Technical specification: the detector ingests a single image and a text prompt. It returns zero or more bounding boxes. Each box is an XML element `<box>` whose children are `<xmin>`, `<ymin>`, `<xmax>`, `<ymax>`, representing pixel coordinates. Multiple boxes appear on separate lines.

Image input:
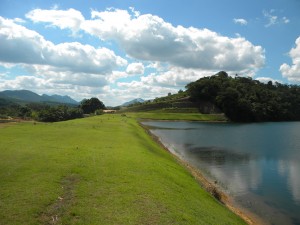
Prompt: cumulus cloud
<box><xmin>13</xmin><ymin>18</ymin><xmax>26</xmax><ymax>23</ymax></box>
<box><xmin>26</xmin><ymin>8</ymin><xmax>84</xmax><ymax>35</ymax></box>
<box><xmin>0</xmin><ymin>75</ymin><xmax>50</xmax><ymax>90</ymax></box>
<box><xmin>86</xmin><ymin>9</ymin><xmax>265</xmax><ymax>71</ymax></box>
<box><xmin>106</xmin><ymin>63</ymin><xmax>145</xmax><ymax>83</ymax></box>
<box><xmin>0</xmin><ymin>73</ymin><xmax>108</xmax><ymax>102</ymax></box>
<box><xmin>117</xmin><ymin>80</ymin><xmax>178</xmax><ymax>100</ymax></box>
<box><xmin>26</xmin><ymin>8</ymin><xmax>265</xmax><ymax>73</ymax></box>
<box><xmin>2</xmin><ymin>7</ymin><xmax>269</xmax><ymax>105</ymax></box>
<box><xmin>0</xmin><ymin>16</ymin><xmax>127</xmax><ymax>75</ymax></box>
<box><xmin>25</xmin><ymin>64</ymin><xmax>108</xmax><ymax>87</ymax></box>
<box><xmin>126</xmin><ymin>62</ymin><xmax>145</xmax><ymax>75</ymax></box>
<box><xmin>233</xmin><ymin>18</ymin><xmax>248</xmax><ymax>26</ymax></box>
<box><xmin>0</xmin><ymin>16</ymin><xmax>129</xmax><ymax>102</ymax></box>
<box><xmin>112</xmin><ymin>64</ymin><xmax>260</xmax><ymax>105</ymax></box>
<box><xmin>280</xmin><ymin>37</ymin><xmax>300</xmax><ymax>82</ymax></box>
<box><xmin>140</xmin><ymin>67</ymin><xmax>208</xmax><ymax>87</ymax></box>
<box><xmin>108</xmin><ymin>71</ymin><xmax>128</xmax><ymax>82</ymax></box>
<box><xmin>115</xmin><ymin>66</ymin><xmax>211</xmax><ymax>102</ymax></box>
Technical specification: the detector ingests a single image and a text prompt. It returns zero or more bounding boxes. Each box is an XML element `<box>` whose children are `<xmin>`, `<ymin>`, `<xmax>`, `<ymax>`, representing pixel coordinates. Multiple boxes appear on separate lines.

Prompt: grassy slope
<box><xmin>125</xmin><ymin>112</ymin><xmax>227</xmax><ymax>121</ymax></box>
<box><xmin>0</xmin><ymin>115</ymin><xmax>244</xmax><ymax>225</ymax></box>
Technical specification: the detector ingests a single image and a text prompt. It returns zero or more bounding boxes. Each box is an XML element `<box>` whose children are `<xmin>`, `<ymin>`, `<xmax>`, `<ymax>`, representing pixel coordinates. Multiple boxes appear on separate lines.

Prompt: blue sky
<box><xmin>0</xmin><ymin>0</ymin><xmax>299</xmax><ymax>105</ymax></box>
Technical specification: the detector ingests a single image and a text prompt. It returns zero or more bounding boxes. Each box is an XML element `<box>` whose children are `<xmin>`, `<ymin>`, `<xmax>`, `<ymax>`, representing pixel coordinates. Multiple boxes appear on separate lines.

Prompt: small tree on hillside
<box><xmin>80</xmin><ymin>98</ymin><xmax>105</xmax><ymax>114</ymax></box>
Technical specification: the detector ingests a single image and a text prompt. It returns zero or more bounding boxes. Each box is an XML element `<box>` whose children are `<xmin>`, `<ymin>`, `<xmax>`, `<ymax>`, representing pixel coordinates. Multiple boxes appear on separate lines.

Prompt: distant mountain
<box><xmin>41</xmin><ymin>94</ymin><xmax>78</xmax><ymax>105</ymax></box>
<box><xmin>121</xmin><ymin>98</ymin><xmax>145</xmax><ymax>107</ymax></box>
<box><xmin>0</xmin><ymin>90</ymin><xmax>43</xmax><ymax>102</ymax></box>
<box><xmin>0</xmin><ymin>90</ymin><xmax>78</xmax><ymax>105</ymax></box>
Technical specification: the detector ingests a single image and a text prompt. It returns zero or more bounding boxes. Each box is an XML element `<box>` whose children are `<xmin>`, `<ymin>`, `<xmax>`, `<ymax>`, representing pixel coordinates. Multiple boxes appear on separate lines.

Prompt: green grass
<box><xmin>123</xmin><ymin>112</ymin><xmax>227</xmax><ymax>121</ymax></box>
<box><xmin>148</xmin><ymin>108</ymin><xmax>200</xmax><ymax>113</ymax></box>
<box><xmin>0</xmin><ymin>115</ymin><xmax>244</xmax><ymax>225</ymax></box>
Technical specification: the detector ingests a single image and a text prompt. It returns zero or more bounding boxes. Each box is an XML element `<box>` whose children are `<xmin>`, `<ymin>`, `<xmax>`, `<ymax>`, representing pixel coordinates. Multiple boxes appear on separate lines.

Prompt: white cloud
<box><xmin>114</xmin><ymin>67</ymin><xmax>213</xmax><ymax>104</ymax></box>
<box><xmin>108</xmin><ymin>71</ymin><xmax>128</xmax><ymax>82</ymax></box>
<box><xmin>233</xmin><ymin>18</ymin><xmax>248</xmax><ymax>26</ymax></box>
<box><xmin>0</xmin><ymin>73</ymin><xmax>107</xmax><ymax>102</ymax></box>
<box><xmin>25</xmin><ymin>64</ymin><xmax>108</xmax><ymax>87</ymax></box>
<box><xmin>280</xmin><ymin>36</ymin><xmax>300</xmax><ymax>82</ymax></box>
<box><xmin>0</xmin><ymin>71</ymin><xmax>9</xmax><ymax>79</ymax></box>
<box><xmin>112</xmin><ymin>66</ymin><xmax>200</xmax><ymax>103</ymax></box>
<box><xmin>141</xmin><ymin>67</ymin><xmax>209</xmax><ymax>88</ymax></box>
<box><xmin>0</xmin><ymin>75</ymin><xmax>51</xmax><ymax>90</ymax></box>
<box><xmin>1</xmin><ymin>8</ymin><xmax>269</xmax><ymax>105</ymax></box>
<box><xmin>255</xmin><ymin>77</ymin><xmax>281</xmax><ymax>84</ymax></box>
<box><xmin>85</xmin><ymin>9</ymin><xmax>264</xmax><ymax>71</ymax></box>
<box><xmin>13</xmin><ymin>18</ymin><xmax>26</xmax><ymax>23</ymax></box>
<box><xmin>117</xmin><ymin>80</ymin><xmax>178</xmax><ymax>100</ymax></box>
<box><xmin>0</xmin><ymin>16</ymin><xmax>127</xmax><ymax>75</ymax></box>
<box><xmin>26</xmin><ymin>8</ymin><xmax>84</xmax><ymax>35</ymax></box>
<box><xmin>126</xmin><ymin>62</ymin><xmax>145</xmax><ymax>75</ymax></box>
<box><xmin>263</xmin><ymin>10</ymin><xmax>290</xmax><ymax>27</ymax></box>
<box><xmin>27</xmin><ymin>8</ymin><xmax>265</xmax><ymax>74</ymax></box>
<box><xmin>107</xmin><ymin>63</ymin><xmax>145</xmax><ymax>83</ymax></box>
<box><xmin>282</xmin><ymin>17</ymin><xmax>290</xmax><ymax>24</ymax></box>
<box><xmin>110</xmin><ymin>64</ymin><xmax>259</xmax><ymax>105</ymax></box>
<box><xmin>0</xmin><ymin>16</ymin><xmax>129</xmax><ymax>103</ymax></box>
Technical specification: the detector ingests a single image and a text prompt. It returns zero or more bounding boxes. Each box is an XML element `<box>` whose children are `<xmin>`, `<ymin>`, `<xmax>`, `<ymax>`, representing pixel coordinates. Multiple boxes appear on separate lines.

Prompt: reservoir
<box><xmin>142</xmin><ymin>121</ymin><xmax>300</xmax><ymax>225</ymax></box>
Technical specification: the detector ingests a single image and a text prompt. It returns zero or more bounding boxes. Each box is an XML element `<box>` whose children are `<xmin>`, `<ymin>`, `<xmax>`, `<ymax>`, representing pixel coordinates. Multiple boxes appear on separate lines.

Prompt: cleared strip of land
<box><xmin>0</xmin><ymin>115</ymin><xmax>245</xmax><ymax>225</ymax></box>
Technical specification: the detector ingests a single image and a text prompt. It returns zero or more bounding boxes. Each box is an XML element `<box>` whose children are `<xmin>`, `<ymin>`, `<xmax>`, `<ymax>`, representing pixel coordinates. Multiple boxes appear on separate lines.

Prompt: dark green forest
<box><xmin>0</xmin><ymin>98</ymin><xmax>105</xmax><ymax>122</ymax></box>
<box><xmin>186</xmin><ymin>71</ymin><xmax>300</xmax><ymax>122</ymax></box>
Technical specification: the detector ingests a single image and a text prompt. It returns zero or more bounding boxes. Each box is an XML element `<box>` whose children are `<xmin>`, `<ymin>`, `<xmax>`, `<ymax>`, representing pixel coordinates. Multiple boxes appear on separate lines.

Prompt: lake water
<box><xmin>142</xmin><ymin>121</ymin><xmax>300</xmax><ymax>225</ymax></box>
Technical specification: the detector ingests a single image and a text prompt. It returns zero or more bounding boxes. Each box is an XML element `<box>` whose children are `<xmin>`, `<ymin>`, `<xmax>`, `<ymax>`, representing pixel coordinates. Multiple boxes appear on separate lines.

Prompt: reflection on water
<box><xmin>143</xmin><ymin>121</ymin><xmax>300</xmax><ymax>225</ymax></box>
<box><xmin>278</xmin><ymin>160</ymin><xmax>300</xmax><ymax>204</ymax></box>
<box><xmin>176</xmin><ymin>145</ymin><xmax>261</xmax><ymax>196</ymax></box>
<box><xmin>187</xmin><ymin>146</ymin><xmax>252</xmax><ymax>165</ymax></box>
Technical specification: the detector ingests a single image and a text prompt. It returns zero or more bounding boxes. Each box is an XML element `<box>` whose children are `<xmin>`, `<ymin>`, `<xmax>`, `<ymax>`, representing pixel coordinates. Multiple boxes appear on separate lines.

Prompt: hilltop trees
<box><xmin>37</xmin><ymin>105</ymin><xmax>83</xmax><ymax>122</ymax></box>
<box><xmin>80</xmin><ymin>97</ymin><xmax>105</xmax><ymax>114</ymax></box>
<box><xmin>186</xmin><ymin>71</ymin><xmax>300</xmax><ymax>122</ymax></box>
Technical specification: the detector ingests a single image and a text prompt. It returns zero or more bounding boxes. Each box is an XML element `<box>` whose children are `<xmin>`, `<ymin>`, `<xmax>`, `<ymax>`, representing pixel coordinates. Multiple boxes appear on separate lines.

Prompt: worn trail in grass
<box><xmin>0</xmin><ymin>115</ymin><xmax>245</xmax><ymax>225</ymax></box>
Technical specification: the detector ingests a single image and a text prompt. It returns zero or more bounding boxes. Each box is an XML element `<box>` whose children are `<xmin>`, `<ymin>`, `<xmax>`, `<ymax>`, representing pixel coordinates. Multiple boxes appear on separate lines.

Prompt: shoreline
<box><xmin>139</xmin><ymin>121</ymin><xmax>267</xmax><ymax>225</ymax></box>
<box><xmin>137</xmin><ymin>118</ymin><xmax>228</xmax><ymax>123</ymax></box>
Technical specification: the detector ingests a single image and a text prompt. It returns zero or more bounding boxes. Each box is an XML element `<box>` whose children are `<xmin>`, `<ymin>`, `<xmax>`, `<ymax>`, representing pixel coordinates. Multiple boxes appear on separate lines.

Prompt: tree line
<box><xmin>186</xmin><ymin>71</ymin><xmax>300</xmax><ymax>122</ymax></box>
<box><xmin>0</xmin><ymin>97</ymin><xmax>105</xmax><ymax>122</ymax></box>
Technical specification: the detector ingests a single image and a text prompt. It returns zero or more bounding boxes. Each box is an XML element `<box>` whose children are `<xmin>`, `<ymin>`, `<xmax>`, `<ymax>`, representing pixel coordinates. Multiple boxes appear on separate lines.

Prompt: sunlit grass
<box><xmin>124</xmin><ymin>111</ymin><xmax>227</xmax><ymax>121</ymax></box>
<box><xmin>0</xmin><ymin>115</ymin><xmax>244</xmax><ymax>224</ymax></box>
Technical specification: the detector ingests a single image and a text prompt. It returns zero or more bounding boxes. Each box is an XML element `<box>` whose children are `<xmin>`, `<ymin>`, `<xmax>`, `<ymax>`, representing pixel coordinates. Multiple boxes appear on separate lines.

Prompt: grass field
<box><xmin>124</xmin><ymin>112</ymin><xmax>227</xmax><ymax>121</ymax></box>
<box><xmin>0</xmin><ymin>115</ymin><xmax>245</xmax><ymax>225</ymax></box>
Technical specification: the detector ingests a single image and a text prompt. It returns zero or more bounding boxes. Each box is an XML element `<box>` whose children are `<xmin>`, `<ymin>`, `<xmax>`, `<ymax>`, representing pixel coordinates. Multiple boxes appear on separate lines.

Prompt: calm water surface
<box><xmin>142</xmin><ymin>121</ymin><xmax>300</xmax><ymax>225</ymax></box>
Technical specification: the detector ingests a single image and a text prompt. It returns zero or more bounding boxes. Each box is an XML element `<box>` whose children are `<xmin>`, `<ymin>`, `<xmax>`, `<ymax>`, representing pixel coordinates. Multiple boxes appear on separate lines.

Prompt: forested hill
<box><xmin>186</xmin><ymin>71</ymin><xmax>300</xmax><ymax>122</ymax></box>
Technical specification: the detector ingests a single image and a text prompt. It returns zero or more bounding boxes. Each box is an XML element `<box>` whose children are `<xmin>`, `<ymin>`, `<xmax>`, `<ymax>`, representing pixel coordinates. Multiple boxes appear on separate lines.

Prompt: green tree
<box><xmin>18</xmin><ymin>106</ymin><xmax>32</xmax><ymax>119</ymax></box>
<box><xmin>185</xmin><ymin>71</ymin><xmax>300</xmax><ymax>122</ymax></box>
<box><xmin>37</xmin><ymin>105</ymin><xmax>83</xmax><ymax>122</ymax></box>
<box><xmin>80</xmin><ymin>98</ymin><xmax>105</xmax><ymax>114</ymax></box>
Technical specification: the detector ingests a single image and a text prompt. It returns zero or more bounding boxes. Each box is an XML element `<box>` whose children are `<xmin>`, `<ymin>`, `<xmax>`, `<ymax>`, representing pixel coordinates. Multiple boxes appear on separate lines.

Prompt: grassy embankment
<box><xmin>0</xmin><ymin>115</ymin><xmax>245</xmax><ymax>225</ymax></box>
<box><xmin>125</xmin><ymin>111</ymin><xmax>227</xmax><ymax>121</ymax></box>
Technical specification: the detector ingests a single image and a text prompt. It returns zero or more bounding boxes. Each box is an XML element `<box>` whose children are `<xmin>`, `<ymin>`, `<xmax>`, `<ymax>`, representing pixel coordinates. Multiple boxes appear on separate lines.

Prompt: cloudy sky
<box><xmin>0</xmin><ymin>0</ymin><xmax>299</xmax><ymax>106</ymax></box>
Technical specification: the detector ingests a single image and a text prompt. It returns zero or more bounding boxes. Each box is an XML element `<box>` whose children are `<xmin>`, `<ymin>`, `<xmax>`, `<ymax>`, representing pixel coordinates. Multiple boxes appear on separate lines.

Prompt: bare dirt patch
<box><xmin>39</xmin><ymin>174</ymin><xmax>81</xmax><ymax>225</ymax></box>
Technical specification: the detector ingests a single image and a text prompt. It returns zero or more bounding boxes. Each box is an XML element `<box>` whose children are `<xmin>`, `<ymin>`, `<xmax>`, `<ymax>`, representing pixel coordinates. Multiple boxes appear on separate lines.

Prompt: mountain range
<box><xmin>0</xmin><ymin>90</ymin><xmax>78</xmax><ymax>105</ymax></box>
<box><xmin>121</xmin><ymin>98</ymin><xmax>145</xmax><ymax>107</ymax></box>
